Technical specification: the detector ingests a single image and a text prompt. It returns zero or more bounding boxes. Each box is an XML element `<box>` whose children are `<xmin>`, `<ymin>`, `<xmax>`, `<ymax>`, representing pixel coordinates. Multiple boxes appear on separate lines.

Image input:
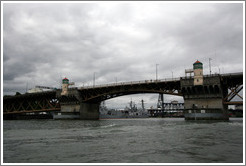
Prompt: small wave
<box><xmin>228</xmin><ymin>122</ymin><xmax>243</xmax><ymax>127</ymax></box>
<box><xmin>100</xmin><ymin>124</ymin><xmax>116</xmax><ymax>128</ymax></box>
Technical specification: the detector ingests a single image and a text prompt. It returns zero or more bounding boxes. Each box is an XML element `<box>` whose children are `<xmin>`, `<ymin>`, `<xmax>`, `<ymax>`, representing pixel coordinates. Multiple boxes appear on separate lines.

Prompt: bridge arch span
<box><xmin>78</xmin><ymin>80</ymin><xmax>182</xmax><ymax>103</ymax></box>
<box><xmin>81</xmin><ymin>89</ymin><xmax>182</xmax><ymax>103</ymax></box>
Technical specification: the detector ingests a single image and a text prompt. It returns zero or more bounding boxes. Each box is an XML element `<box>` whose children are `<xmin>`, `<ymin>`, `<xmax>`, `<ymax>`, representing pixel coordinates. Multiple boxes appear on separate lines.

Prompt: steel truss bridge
<box><xmin>3</xmin><ymin>72</ymin><xmax>243</xmax><ymax>115</ymax></box>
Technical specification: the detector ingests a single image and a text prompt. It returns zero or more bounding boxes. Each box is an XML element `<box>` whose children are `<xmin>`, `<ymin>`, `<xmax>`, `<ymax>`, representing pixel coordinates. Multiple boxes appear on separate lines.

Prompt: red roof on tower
<box><xmin>63</xmin><ymin>77</ymin><xmax>69</xmax><ymax>80</ymax></box>
<box><xmin>194</xmin><ymin>60</ymin><xmax>202</xmax><ymax>64</ymax></box>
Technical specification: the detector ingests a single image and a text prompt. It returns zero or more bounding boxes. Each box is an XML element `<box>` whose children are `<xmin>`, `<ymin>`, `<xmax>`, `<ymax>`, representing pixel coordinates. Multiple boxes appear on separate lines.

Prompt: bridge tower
<box><xmin>193</xmin><ymin>60</ymin><xmax>203</xmax><ymax>86</ymax></box>
<box><xmin>55</xmin><ymin>77</ymin><xmax>100</xmax><ymax>120</ymax></box>
<box><xmin>54</xmin><ymin>78</ymin><xmax>82</xmax><ymax>119</ymax></box>
<box><xmin>61</xmin><ymin>77</ymin><xmax>69</xmax><ymax>96</ymax></box>
<box><xmin>181</xmin><ymin>60</ymin><xmax>229</xmax><ymax>120</ymax></box>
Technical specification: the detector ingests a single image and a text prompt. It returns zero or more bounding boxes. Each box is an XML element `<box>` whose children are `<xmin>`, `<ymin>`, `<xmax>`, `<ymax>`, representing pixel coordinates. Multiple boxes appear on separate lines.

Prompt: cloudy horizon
<box><xmin>2</xmin><ymin>2</ymin><xmax>244</xmax><ymax>109</ymax></box>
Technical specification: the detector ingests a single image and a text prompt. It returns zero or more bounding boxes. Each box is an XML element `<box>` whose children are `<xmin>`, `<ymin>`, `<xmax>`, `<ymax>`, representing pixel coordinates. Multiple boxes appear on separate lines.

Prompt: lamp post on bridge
<box><xmin>93</xmin><ymin>72</ymin><xmax>96</xmax><ymax>87</ymax></box>
<box><xmin>156</xmin><ymin>64</ymin><xmax>159</xmax><ymax>81</ymax></box>
<box><xmin>209</xmin><ymin>58</ymin><xmax>212</xmax><ymax>76</ymax></box>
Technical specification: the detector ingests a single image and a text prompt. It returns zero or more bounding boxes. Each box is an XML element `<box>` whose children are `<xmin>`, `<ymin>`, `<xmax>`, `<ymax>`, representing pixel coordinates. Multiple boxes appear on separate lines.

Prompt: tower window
<box><xmin>197</xmin><ymin>79</ymin><xmax>199</xmax><ymax>82</ymax></box>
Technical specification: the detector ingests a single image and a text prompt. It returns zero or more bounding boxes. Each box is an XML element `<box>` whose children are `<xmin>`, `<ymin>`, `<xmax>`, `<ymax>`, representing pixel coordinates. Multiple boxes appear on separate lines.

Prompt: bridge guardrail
<box><xmin>180</xmin><ymin>72</ymin><xmax>243</xmax><ymax>80</ymax></box>
<box><xmin>180</xmin><ymin>74</ymin><xmax>220</xmax><ymax>79</ymax></box>
<box><xmin>78</xmin><ymin>77</ymin><xmax>180</xmax><ymax>90</ymax></box>
<box><xmin>220</xmin><ymin>72</ymin><xmax>243</xmax><ymax>77</ymax></box>
<box><xmin>78</xmin><ymin>72</ymin><xmax>243</xmax><ymax>90</ymax></box>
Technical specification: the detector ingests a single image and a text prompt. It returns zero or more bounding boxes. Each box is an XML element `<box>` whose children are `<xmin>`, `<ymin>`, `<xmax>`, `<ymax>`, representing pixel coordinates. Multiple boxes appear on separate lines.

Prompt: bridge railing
<box><xmin>51</xmin><ymin>72</ymin><xmax>244</xmax><ymax>91</ymax></box>
<box><xmin>180</xmin><ymin>73</ymin><xmax>220</xmax><ymax>79</ymax></box>
<box><xmin>78</xmin><ymin>77</ymin><xmax>180</xmax><ymax>89</ymax></box>
<box><xmin>180</xmin><ymin>72</ymin><xmax>243</xmax><ymax>80</ymax></box>
<box><xmin>78</xmin><ymin>72</ymin><xmax>243</xmax><ymax>90</ymax></box>
<box><xmin>220</xmin><ymin>72</ymin><xmax>243</xmax><ymax>77</ymax></box>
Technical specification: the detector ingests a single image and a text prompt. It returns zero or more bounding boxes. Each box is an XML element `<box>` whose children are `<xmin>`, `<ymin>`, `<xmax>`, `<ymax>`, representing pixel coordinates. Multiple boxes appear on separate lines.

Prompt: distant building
<box><xmin>27</xmin><ymin>88</ymin><xmax>43</xmax><ymax>93</ymax></box>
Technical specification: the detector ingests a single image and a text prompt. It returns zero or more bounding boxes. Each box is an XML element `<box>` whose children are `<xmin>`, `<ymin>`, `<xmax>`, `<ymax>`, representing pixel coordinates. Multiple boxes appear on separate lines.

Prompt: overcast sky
<box><xmin>2</xmin><ymin>2</ymin><xmax>244</xmax><ymax>109</ymax></box>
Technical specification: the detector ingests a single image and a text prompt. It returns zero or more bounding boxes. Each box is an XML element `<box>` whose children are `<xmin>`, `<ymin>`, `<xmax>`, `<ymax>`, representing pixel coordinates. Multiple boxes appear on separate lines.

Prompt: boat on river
<box><xmin>99</xmin><ymin>100</ymin><xmax>150</xmax><ymax>119</ymax></box>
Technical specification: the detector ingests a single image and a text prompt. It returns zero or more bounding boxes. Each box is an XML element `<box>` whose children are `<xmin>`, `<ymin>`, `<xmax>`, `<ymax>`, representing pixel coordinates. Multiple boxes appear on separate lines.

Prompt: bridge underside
<box><xmin>78</xmin><ymin>80</ymin><xmax>182</xmax><ymax>103</ymax></box>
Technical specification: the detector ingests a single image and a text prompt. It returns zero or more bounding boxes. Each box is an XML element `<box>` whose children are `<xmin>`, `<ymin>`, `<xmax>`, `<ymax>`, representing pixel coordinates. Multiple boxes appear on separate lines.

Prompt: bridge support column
<box><xmin>181</xmin><ymin>76</ymin><xmax>229</xmax><ymax>120</ymax></box>
<box><xmin>80</xmin><ymin>102</ymin><xmax>100</xmax><ymax>120</ymax></box>
<box><xmin>55</xmin><ymin>89</ymin><xmax>81</xmax><ymax>119</ymax></box>
<box><xmin>183</xmin><ymin>98</ymin><xmax>228</xmax><ymax>120</ymax></box>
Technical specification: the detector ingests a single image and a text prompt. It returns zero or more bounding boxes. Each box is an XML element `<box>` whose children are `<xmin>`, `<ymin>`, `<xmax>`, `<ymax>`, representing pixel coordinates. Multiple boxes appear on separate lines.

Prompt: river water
<box><xmin>3</xmin><ymin>118</ymin><xmax>244</xmax><ymax>163</ymax></box>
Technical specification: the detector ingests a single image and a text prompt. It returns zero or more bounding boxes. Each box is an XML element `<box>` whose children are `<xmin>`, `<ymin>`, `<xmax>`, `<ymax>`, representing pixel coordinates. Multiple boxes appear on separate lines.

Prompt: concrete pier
<box><xmin>53</xmin><ymin>104</ymin><xmax>80</xmax><ymax>119</ymax></box>
<box><xmin>56</xmin><ymin>88</ymin><xmax>100</xmax><ymax>120</ymax></box>
<box><xmin>80</xmin><ymin>102</ymin><xmax>100</xmax><ymax>120</ymax></box>
<box><xmin>181</xmin><ymin>75</ymin><xmax>229</xmax><ymax>120</ymax></box>
<box><xmin>53</xmin><ymin>102</ymin><xmax>100</xmax><ymax>120</ymax></box>
<box><xmin>55</xmin><ymin>89</ymin><xmax>81</xmax><ymax>119</ymax></box>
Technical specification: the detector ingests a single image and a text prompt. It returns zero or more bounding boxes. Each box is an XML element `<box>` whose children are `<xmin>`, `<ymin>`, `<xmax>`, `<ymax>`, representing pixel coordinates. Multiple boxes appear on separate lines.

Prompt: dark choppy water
<box><xmin>3</xmin><ymin>118</ymin><xmax>243</xmax><ymax>163</ymax></box>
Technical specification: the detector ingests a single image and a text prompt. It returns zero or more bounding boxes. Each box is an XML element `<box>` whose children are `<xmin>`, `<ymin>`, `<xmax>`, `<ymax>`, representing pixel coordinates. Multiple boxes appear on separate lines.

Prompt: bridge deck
<box><xmin>79</xmin><ymin>77</ymin><xmax>180</xmax><ymax>90</ymax></box>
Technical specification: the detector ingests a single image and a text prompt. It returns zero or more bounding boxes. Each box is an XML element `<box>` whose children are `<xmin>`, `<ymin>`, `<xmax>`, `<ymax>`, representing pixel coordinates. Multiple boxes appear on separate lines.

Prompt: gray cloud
<box><xmin>2</xmin><ymin>2</ymin><xmax>243</xmax><ymax>108</ymax></box>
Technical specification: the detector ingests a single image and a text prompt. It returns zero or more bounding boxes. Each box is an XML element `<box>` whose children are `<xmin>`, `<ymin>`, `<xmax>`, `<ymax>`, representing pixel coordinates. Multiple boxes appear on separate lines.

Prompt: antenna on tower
<box><xmin>209</xmin><ymin>58</ymin><xmax>212</xmax><ymax>76</ymax></box>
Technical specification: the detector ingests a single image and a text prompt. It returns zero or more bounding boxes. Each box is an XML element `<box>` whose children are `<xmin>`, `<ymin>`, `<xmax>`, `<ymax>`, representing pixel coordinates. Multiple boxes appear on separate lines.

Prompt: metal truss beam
<box><xmin>223</xmin><ymin>84</ymin><xmax>243</xmax><ymax>105</ymax></box>
<box><xmin>3</xmin><ymin>91</ymin><xmax>60</xmax><ymax>114</ymax></box>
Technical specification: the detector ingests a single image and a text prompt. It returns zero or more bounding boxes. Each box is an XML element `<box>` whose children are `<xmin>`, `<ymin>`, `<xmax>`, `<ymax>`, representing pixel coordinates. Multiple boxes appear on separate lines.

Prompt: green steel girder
<box><xmin>3</xmin><ymin>91</ymin><xmax>60</xmax><ymax>114</ymax></box>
